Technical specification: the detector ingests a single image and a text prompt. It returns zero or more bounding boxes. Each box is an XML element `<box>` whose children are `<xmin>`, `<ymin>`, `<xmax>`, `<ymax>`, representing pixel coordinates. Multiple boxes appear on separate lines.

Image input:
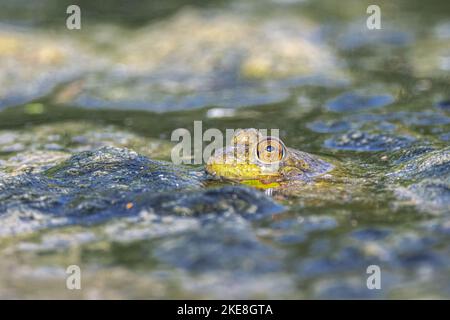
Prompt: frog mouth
<box><xmin>205</xmin><ymin>162</ymin><xmax>281</xmax><ymax>181</ymax></box>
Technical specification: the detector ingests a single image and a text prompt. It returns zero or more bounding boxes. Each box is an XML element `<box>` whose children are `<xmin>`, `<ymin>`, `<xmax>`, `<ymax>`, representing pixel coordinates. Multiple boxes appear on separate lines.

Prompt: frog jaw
<box><xmin>205</xmin><ymin>145</ymin><xmax>282</xmax><ymax>181</ymax></box>
<box><xmin>206</xmin><ymin>162</ymin><xmax>283</xmax><ymax>180</ymax></box>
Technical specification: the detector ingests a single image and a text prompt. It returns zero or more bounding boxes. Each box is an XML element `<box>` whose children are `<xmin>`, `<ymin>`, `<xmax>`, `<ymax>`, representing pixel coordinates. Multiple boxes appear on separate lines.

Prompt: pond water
<box><xmin>0</xmin><ymin>0</ymin><xmax>449</xmax><ymax>298</ymax></box>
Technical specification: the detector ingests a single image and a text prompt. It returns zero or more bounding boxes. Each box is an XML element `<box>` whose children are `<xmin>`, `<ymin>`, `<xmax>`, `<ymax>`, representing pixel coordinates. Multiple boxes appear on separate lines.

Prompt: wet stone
<box><xmin>270</xmin><ymin>216</ymin><xmax>338</xmax><ymax>245</ymax></box>
<box><xmin>0</xmin><ymin>122</ymin><xmax>175</xmax><ymax>176</ymax></box>
<box><xmin>422</xmin><ymin>217</ymin><xmax>450</xmax><ymax>236</ymax></box>
<box><xmin>1</xmin><ymin>0</ymin><xmax>450</xmax><ymax>300</ymax></box>
<box><xmin>17</xmin><ymin>232</ymin><xmax>97</xmax><ymax>252</ymax></box>
<box><xmin>0</xmin><ymin>30</ymin><xmax>103</xmax><ymax>110</ymax></box>
<box><xmin>388</xmin><ymin>147</ymin><xmax>450</xmax><ymax>214</ymax></box>
<box><xmin>350</xmin><ymin>228</ymin><xmax>392</xmax><ymax>241</ymax></box>
<box><xmin>440</xmin><ymin>132</ymin><xmax>450</xmax><ymax>142</ymax></box>
<box><xmin>384</xmin><ymin>232</ymin><xmax>445</xmax><ymax>270</ymax></box>
<box><xmin>52</xmin><ymin>9</ymin><xmax>343</xmax><ymax>112</ymax></box>
<box><xmin>297</xmin><ymin>246</ymin><xmax>372</xmax><ymax>279</ymax></box>
<box><xmin>391</xmin><ymin>146</ymin><xmax>436</xmax><ymax>165</ymax></box>
<box><xmin>1</xmin><ymin>143</ymin><xmax>25</xmax><ymax>153</ymax></box>
<box><xmin>0</xmin><ymin>147</ymin><xmax>202</xmax><ymax>235</ymax></box>
<box><xmin>313</xmin><ymin>278</ymin><xmax>378</xmax><ymax>299</ymax></box>
<box><xmin>73</xmin><ymin>79</ymin><xmax>292</xmax><ymax>112</ymax></box>
<box><xmin>330</xmin><ymin>111</ymin><xmax>447</xmax><ymax>129</ymax></box>
<box><xmin>103</xmin><ymin>215</ymin><xmax>201</xmax><ymax>243</ymax></box>
<box><xmin>434</xmin><ymin>22</ymin><xmax>450</xmax><ymax>39</ymax></box>
<box><xmin>324</xmin><ymin>130</ymin><xmax>415</xmax><ymax>151</ymax></box>
<box><xmin>395</xmin><ymin>179</ymin><xmax>450</xmax><ymax>214</ymax></box>
<box><xmin>411</xmin><ymin>32</ymin><xmax>450</xmax><ymax>77</ymax></box>
<box><xmin>307</xmin><ymin>120</ymin><xmax>356</xmax><ymax>133</ymax></box>
<box><xmin>0</xmin><ymin>132</ymin><xmax>17</xmax><ymax>145</ymax></box>
<box><xmin>178</xmin><ymin>272</ymin><xmax>296</xmax><ymax>299</ymax></box>
<box><xmin>0</xmin><ymin>147</ymin><xmax>284</xmax><ymax>236</ymax></box>
<box><xmin>132</xmin><ymin>186</ymin><xmax>285</xmax><ymax>219</ymax></box>
<box><xmin>326</xmin><ymin>92</ymin><xmax>394</xmax><ymax>112</ymax></box>
<box><xmin>0</xmin><ymin>151</ymin><xmax>70</xmax><ymax>176</ymax></box>
<box><xmin>272</xmin><ymin>216</ymin><xmax>338</xmax><ymax>233</ymax></box>
<box><xmin>388</xmin><ymin>147</ymin><xmax>450</xmax><ymax>181</ymax></box>
<box><xmin>338</xmin><ymin>26</ymin><xmax>413</xmax><ymax>50</ymax></box>
<box><xmin>0</xmin><ymin>9</ymin><xmax>342</xmax><ymax>113</ymax></box>
<box><xmin>312</xmin><ymin>112</ymin><xmax>449</xmax><ymax>136</ymax></box>
<box><xmin>436</xmin><ymin>100</ymin><xmax>450</xmax><ymax>111</ymax></box>
<box><xmin>154</xmin><ymin>215</ymin><xmax>284</xmax><ymax>273</ymax></box>
<box><xmin>0</xmin><ymin>122</ymin><xmax>173</xmax><ymax>159</ymax></box>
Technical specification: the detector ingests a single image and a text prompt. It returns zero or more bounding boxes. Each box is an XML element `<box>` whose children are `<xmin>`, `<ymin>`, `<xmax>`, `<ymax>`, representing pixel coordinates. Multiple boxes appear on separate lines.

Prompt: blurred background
<box><xmin>0</xmin><ymin>0</ymin><xmax>449</xmax><ymax>299</ymax></box>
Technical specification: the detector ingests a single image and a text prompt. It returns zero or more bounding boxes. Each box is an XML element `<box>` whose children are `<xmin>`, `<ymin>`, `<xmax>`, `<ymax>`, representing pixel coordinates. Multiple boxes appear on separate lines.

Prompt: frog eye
<box><xmin>256</xmin><ymin>137</ymin><xmax>286</xmax><ymax>164</ymax></box>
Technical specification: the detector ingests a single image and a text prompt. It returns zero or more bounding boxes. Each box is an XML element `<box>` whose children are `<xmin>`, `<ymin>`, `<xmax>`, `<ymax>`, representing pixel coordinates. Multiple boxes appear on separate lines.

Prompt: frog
<box><xmin>205</xmin><ymin>128</ymin><xmax>334</xmax><ymax>188</ymax></box>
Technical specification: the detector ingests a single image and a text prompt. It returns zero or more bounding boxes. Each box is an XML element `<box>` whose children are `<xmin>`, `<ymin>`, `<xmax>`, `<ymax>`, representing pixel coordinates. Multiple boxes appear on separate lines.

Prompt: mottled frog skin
<box><xmin>206</xmin><ymin>129</ymin><xmax>333</xmax><ymax>186</ymax></box>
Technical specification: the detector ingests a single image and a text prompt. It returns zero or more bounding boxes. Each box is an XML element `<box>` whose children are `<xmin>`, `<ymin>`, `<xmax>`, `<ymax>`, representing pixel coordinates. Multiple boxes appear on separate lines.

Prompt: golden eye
<box><xmin>256</xmin><ymin>138</ymin><xmax>285</xmax><ymax>163</ymax></box>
